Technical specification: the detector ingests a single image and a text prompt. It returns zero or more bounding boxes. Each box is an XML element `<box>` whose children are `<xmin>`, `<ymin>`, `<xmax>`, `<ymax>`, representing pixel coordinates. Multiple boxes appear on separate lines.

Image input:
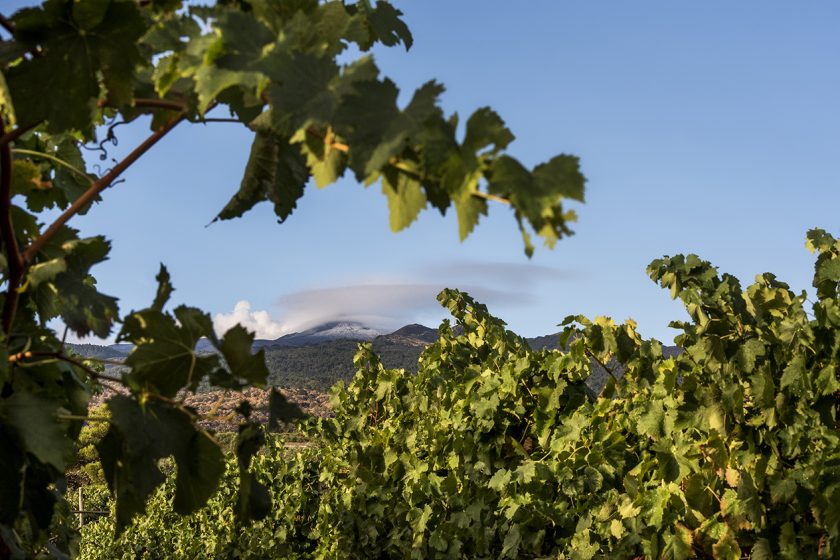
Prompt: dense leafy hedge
<box><xmin>80</xmin><ymin>231</ymin><xmax>839</xmax><ymax>559</ymax></box>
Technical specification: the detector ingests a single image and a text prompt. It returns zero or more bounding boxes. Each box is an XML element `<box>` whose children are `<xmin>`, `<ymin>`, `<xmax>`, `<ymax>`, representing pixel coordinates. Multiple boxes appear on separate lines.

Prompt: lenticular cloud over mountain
<box><xmin>213</xmin><ymin>300</ymin><xmax>289</xmax><ymax>339</ymax></box>
<box><xmin>214</xmin><ymin>283</ymin><xmax>475</xmax><ymax>339</ymax></box>
<box><xmin>212</xmin><ymin>261</ymin><xmax>568</xmax><ymax>339</ymax></box>
<box><xmin>275</xmin><ymin>283</ymin><xmax>442</xmax><ymax>332</ymax></box>
<box><xmin>273</xmin><ymin>280</ymin><xmax>541</xmax><ymax>334</ymax></box>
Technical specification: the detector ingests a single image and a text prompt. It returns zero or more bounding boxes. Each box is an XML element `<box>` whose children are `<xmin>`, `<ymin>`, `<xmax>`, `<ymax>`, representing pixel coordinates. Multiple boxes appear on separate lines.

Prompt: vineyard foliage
<box><xmin>79</xmin><ymin>233</ymin><xmax>840</xmax><ymax>559</ymax></box>
<box><xmin>0</xmin><ymin>0</ymin><xmax>586</xmax><ymax>555</ymax></box>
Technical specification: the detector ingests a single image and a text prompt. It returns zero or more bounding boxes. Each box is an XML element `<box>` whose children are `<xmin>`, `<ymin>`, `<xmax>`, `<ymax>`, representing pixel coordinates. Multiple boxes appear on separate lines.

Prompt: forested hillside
<box><xmin>69</xmin><ymin>323</ymin><xmax>667</xmax><ymax>394</ymax></box>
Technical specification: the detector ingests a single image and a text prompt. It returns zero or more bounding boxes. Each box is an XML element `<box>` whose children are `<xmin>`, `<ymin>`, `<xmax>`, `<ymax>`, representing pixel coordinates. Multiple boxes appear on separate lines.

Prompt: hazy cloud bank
<box><xmin>213</xmin><ymin>260</ymin><xmax>576</xmax><ymax>339</ymax></box>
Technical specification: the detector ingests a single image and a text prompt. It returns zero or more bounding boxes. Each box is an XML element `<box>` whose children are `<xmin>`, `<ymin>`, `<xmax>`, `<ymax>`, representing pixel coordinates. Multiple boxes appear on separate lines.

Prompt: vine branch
<box><xmin>16</xmin><ymin>351</ymin><xmax>197</xmax><ymax>418</ymax></box>
<box><xmin>0</xmin><ymin>14</ymin><xmax>14</xmax><ymax>36</ymax></box>
<box><xmin>12</xmin><ymin>148</ymin><xmax>94</xmax><ymax>183</ymax></box>
<box><xmin>13</xmin><ymin>351</ymin><xmax>125</xmax><ymax>396</ymax></box>
<box><xmin>388</xmin><ymin>158</ymin><xmax>511</xmax><ymax>206</ymax></box>
<box><xmin>56</xmin><ymin>414</ymin><xmax>111</xmax><ymax>423</ymax></box>
<box><xmin>0</xmin><ymin>13</ymin><xmax>42</xmax><ymax>58</ymax></box>
<box><xmin>14</xmin><ymin>350</ymin><xmax>116</xmax><ymax>379</ymax></box>
<box><xmin>97</xmin><ymin>97</ymin><xmax>189</xmax><ymax>113</ymax></box>
<box><xmin>0</xmin><ymin>116</ymin><xmax>24</xmax><ymax>335</ymax></box>
<box><xmin>0</xmin><ymin>122</ymin><xmax>38</xmax><ymax>148</ymax></box>
<box><xmin>132</xmin><ymin>98</ymin><xmax>188</xmax><ymax>112</ymax></box>
<box><xmin>23</xmin><ymin>114</ymin><xmax>186</xmax><ymax>263</ymax></box>
<box><xmin>471</xmin><ymin>191</ymin><xmax>511</xmax><ymax>206</ymax></box>
<box><xmin>72</xmin><ymin>355</ymin><xmax>127</xmax><ymax>368</ymax></box>
<box><xmin>193</xmin><ymin>117</ymin><xmax>245</xmax><ymax>124</ymax></box>
<box><xmin>585</xmin><ymin>349</ymin><xmax>620</xmax><ymax>381</ymax></box>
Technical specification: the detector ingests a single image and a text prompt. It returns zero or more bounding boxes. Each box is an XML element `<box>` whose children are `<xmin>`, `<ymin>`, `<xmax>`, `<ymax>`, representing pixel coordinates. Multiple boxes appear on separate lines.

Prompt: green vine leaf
<box><xmin>98</xmin><ymin>396</ymin><xmax>224</xmax><ymax>532</ymax></box>
<box><xmin>7</xmin><ymin>0</ymin><xmax>145</xmax><ymax>135</ymax></box>
<box><xmin>0</xmin><ymin>392</ymin><xmax>69</xmax><ymax>471</ymax></box>
<box><xmin>216</xmin><ymin>130</ymin><xmax>309</xmax><ymax>222</ymax></box>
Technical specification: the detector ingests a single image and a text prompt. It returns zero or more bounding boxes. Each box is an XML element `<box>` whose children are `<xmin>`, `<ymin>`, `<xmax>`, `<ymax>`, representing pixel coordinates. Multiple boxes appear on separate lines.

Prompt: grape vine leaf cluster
<box><xmin>76</xmin><ymin>231</ymin><xmax>839</xmax><ymax>559</ymax></box>
<box><xmin>0</xmin><ymin>0</ymin><xmax>585</xmax><ymax>555</ymax></box>
<box><xmin>289</xmin><ymin>233</ymin><xmax>840</xmax><ymax>558</ymax></box>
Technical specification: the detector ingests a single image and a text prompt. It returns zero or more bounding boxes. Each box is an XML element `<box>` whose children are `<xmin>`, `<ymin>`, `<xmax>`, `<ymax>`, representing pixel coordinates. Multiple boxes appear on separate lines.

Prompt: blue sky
<box><xmin>6</xmin><ymin>1</ymin><xmax>840</xmax><ymax>342</ymax></box>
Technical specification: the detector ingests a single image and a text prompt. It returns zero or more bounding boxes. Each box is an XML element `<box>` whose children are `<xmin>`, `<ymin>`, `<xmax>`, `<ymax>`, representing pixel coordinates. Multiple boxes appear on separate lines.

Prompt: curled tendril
<box><xmin>92</xmin><ymin>160</ymin><xmax>119</xmax><ymax>178</ymax></box>
<box><xmin>81</xmin><ymin>116</ymin><xmax>129</xmax><ymax>161</ymax></box>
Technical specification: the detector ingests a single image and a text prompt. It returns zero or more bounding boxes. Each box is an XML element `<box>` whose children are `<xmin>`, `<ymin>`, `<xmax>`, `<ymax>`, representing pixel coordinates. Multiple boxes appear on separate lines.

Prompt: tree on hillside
<box><xmin>0</xmin><ymin>0</ymin><xmax>585</xmax><ymax>555</ymax></box>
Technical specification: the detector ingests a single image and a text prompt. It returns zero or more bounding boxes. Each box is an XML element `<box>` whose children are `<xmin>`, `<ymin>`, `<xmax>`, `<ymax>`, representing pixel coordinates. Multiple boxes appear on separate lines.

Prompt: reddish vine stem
<box><xmin>17</xmin><ymin>352</ymin><xmax>125</xmax><ymax>395</ymax></box>
<box><xmin>0</xmin><ymin>13</ymin><xmax>42</xmax><ymax>58</ymax></box>
<box><xmin>585</xmin><ymin>349</ymin><xmax>620</xmax><ymax>381</ymax></box>
<box><xmin>57</xmin><ymin>352</ymin><xmax>107</xmax><ymax>375</ymax></box>
<box><xmin>132</xmin><ymin>98</ymin><xmax>187</xmax><ymax>112</ymax></box>
<box><xmin>97</xmin><ymin>97</ymin><xmax>188</xmax><ymax>112</ymax></box>
<box><xmin>0</xmin><ymin>116</ymin><xmax>24</xmax><ymax>335</ymax></box>
<box><xmin>0</xmin><ymin>14</ymin><xmax>14</xmax><ymax>35</ymax></box>
<box><xmin>32</xmin><ymin>351</ymin><xmax>109</xmax><ymax>378</ymax></box>
<box><xmin>3</xmin><ymin>100</ymin><xmax>197</xmax><ymax>331</ymax></box>
<box><xmin>0</xmin><ymin>122</ymin><xmax>37</xmax><ymax>148</ymax></box>
<box><xmin>23</xmin><ymin>114</ymin><xmax>186</xmax><ymax>263</ymax></box>
<box><xmin>194</xmin><ymin>118</ymin><xmax>244</xmax><ymax>124</ymax></box>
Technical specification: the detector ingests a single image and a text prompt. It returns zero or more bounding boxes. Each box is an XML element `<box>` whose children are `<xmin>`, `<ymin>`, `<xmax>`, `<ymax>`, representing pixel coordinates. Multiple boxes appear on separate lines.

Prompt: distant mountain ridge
<box><xmin>65</xmin><ymin>322</ymin><xmax>446</xmax><ymax>391</ymax></box>
<box><xmin>67</xmin><ymin>321</ymin><xmax>395</xmax><ymax>358</ymax></box>
<box><xmin>66</xmin><ymin>321</ymin><xmax>676</xmax><ymax>393</ymax></box>
<box><xmin>63</xmin><ymin>343</ymin><xmax>127</xmax><ymax>361</ymax></box>
<box><xmin>254</xmin><ymin>321</ymin><xmax>386</xmax><ymax>348</ymax></box>
<box><xmin>65</xmin><ymin>320</ymin><xmax>572</xmax><ymax>365</ymax></box>
<box><xmin>378</xmin><ymin>323</ymin><xmax>439</xmax><ymax>345</ymax></box>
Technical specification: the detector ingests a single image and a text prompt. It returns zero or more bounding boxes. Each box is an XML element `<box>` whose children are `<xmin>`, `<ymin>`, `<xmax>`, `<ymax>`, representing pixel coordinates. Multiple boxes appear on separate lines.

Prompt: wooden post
<box><xmin>77</xmin><ymin>487</ymin><xmax>84</xmax><ymax>527</ymax></box>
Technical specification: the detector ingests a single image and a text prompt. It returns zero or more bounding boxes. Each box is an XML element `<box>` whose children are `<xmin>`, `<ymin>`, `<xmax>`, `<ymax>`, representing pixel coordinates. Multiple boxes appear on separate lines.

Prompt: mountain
<box><xmin>107</xmin><ymin>343</ymin><xmax>134</xmax><ymax>355</ymax></box>
<box><xmin>261</xmin><ymin>324</ymin><xmax>434</xmax><ymax>390</ymax></box>
<box><xmin>525</xmin><ymin>333</ymin><xmax>562</xmax><ymax>351</ymax></box>
<box><xmin>69</xmin><ymin>321</ymin><xmax>388</xmax><ymax>358</ymax></box>
<box><xmin>255</xmin><ymin>321</ymin><xmax>386</xmax><ymax>348</ymax></box>
<box><xmin>65</xmin><ymin>321</ymin><xmax>678</xmax><ymax>394</ymax></box>
<box><xmin>378</xmin><ymin>323</ymin><xmax>439</xmax><ymax>345</ymax></box>
<box><xmin>65</xmin><ymin>343</ymin><xmax>128</xmax><ymax>360</ymax></box>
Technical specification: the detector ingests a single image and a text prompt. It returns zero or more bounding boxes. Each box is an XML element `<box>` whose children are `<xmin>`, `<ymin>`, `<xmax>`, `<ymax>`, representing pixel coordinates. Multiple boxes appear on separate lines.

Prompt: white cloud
<box><xmin>213</xmin><ymin>300</ymin><xmax>289</xmax><ymax>340</ymax></box>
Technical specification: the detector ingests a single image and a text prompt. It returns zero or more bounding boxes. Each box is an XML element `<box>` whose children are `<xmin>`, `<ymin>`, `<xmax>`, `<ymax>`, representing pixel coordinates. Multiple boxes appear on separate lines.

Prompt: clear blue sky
<box><xmin>6</xmin><ymin>1</ymin><xmax>840</xmax><ymax>342</ymax></box>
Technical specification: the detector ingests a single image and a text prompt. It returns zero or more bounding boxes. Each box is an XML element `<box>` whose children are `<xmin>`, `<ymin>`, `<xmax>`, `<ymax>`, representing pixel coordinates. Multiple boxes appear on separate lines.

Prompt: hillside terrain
<box><xmin>69</xmin><ymin>321</ymin><xmax>678</xmax><ymax>422</ymax></box>
<box><xmin>68</xmin><ymin>322</ymin><xmax>568</xmax><ymax>390</ymax></box>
